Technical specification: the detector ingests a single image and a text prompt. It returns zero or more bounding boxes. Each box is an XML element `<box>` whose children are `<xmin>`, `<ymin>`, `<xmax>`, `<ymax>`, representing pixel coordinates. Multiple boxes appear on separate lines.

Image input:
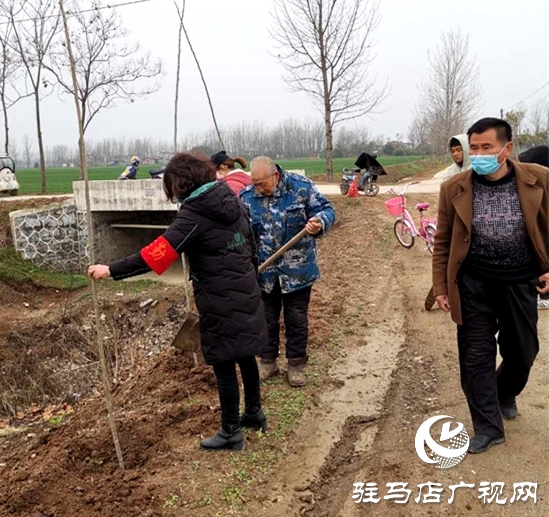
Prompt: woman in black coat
<box><xmin>88</xmin><ymin>153</ymin><xmax>268</xmax><ymax>451</ymax></box>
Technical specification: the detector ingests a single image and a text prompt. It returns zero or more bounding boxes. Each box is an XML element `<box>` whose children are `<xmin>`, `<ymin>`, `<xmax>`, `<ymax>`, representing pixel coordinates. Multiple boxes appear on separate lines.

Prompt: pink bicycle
<box><xmin>384</xmin><ymin>182</ymin><xmax>437</xmax><ymax>254</ymax></box>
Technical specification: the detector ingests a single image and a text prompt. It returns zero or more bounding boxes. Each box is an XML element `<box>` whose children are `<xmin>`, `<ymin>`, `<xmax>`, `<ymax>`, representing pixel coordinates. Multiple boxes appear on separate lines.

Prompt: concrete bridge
<box><xmin>10</xmin><ymin>180</ymin><xmax>177</xmax><ymax>273</ymax></box>
<box><xmin>9</xmin><ymin>177</ymin><xmax>441</xmax><ymax>274</ymax></box>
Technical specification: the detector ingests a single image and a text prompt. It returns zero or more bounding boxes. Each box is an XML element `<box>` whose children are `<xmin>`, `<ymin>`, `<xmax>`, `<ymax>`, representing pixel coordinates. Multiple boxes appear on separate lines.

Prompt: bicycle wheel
<box><xmin>393</xmin><ymin>218</ymin><xmax>414</xmax><ymax>249</ymax></box>
<box><xmin>365</xmin><ymin>183</ymin><xmax>380</xmax><ymax>196</ymax></box>
<box><xmin>425</xmin><ymin>223</ymin><xmax>436</xmax><ymax>254</ymax></box>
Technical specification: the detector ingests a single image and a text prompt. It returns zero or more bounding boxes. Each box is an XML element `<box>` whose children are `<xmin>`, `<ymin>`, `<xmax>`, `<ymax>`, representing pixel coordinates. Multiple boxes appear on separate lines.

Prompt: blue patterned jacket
<box><xmin>240</xmin><ymin>166</ymin><xmax>336</xmax><ymax>294</ymax></box>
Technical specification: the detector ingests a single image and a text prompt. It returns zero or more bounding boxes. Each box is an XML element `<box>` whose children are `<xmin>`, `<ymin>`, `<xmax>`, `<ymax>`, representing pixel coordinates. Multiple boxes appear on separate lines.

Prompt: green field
<box><xmin>279</xmin><ymin>155</ymin><xmax>427</xmax><ymax>176</ymax></box>
<box><xmin>13</xmin><ymin>155</ymin><xmax>428</xmax><ymax>195</ymax></box>
<box><xmin>14</xmin><ymin>165</ymin><xmax>155</xmax><ymax>195</ymax></box>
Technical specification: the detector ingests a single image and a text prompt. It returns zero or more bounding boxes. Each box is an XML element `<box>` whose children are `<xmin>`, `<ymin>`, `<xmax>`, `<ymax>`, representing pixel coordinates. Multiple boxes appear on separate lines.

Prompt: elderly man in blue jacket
<box><xmin>240</xmin><ymin>156</ymin><xmax>336</xmax><ymax>387</ymax></box>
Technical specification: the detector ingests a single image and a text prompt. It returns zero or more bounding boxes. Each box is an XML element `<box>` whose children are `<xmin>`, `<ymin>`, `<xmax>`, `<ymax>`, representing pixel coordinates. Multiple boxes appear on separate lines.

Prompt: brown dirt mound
<box><xmin>0</xmin><ymin>352</ymin><xmax>220</xmax><ymax>516</ymax></box>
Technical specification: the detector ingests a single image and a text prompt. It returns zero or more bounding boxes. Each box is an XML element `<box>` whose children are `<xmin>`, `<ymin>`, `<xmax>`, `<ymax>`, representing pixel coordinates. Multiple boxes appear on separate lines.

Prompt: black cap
<box><xmin>210</xmin><ymin>150</ymin><xmax>228</xmax><ymax>167</ymax></box>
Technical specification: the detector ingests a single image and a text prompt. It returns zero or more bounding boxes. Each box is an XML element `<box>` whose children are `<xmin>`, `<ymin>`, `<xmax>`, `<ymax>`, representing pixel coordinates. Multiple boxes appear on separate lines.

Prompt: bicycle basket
<box><xmin>385</xmin><ymin>196</ymin><xmax>405</xmax><ymax>216</ymax></box>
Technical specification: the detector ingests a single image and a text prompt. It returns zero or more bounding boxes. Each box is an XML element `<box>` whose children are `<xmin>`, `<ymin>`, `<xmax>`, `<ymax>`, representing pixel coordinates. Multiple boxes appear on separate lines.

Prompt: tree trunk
<box><xmin>317</xmin><ymin>3</ymin><xmax>334</xmax><ymax>182</ymax></box>
<box><xmin>324</xmin><ymin>113</ymin><xmax>333</xmax><ymax>182</ymax></box>
<box><xmin>2</xmin><ymin>96</ymin><xmax>8</xmax><ymax>154</ymax></box>
<box><xmin>34</xmin><ymin>92</ymin><xmax>46</xmax><ymax>193</ymax></box>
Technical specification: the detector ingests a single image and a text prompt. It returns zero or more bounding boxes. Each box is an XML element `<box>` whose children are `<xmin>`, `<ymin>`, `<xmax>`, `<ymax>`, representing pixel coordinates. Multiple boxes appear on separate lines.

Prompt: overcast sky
<box><xmin>5</xmin><ymin>0</ymin><xmax>549</xmax><ymax>152</ymax></box>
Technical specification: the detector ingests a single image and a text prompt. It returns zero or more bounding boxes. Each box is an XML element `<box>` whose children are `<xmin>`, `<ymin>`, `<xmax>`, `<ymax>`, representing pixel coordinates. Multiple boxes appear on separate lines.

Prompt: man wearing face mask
<box><xmin>240</xmin><ymin>156</ymin><xmax>335</xmax><ymax>387</ymax></box>
<box><xmin>432</xmin><ymin>117</ymin><xmax>549</xmax><ymax>454</ymax></box>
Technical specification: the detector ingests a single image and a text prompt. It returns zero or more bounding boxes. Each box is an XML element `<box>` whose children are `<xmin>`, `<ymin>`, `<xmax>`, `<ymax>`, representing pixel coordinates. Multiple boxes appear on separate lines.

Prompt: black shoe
<box><xmin>240</xmin><ymin>408</ymin><xmax>268</xmax><ymax>432</ymax></box>
<box><xmin>200</xmin><ymin>426</ymin><xmax>244</xmax><ymax>451</ymax></box>
<box><xmin>500</xmin><ymin>400</ymin><xmax>518</xmax><ymax>420</ymax></box>
<box><xmin>468</xmin><ymin>434</ymin><xmax>505</xmax><ymax>454</ymax></box>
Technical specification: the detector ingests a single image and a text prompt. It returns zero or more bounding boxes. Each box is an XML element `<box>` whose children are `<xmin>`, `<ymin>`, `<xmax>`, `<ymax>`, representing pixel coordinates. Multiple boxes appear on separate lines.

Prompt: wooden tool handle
<box><xmin>258</xmin><ymin>228</ymin><xmax>309</xmax><ymax>274</ymax></box>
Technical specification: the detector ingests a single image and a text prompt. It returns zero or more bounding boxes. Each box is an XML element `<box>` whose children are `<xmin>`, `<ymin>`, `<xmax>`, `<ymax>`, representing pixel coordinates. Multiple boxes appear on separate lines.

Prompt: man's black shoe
<box><xmin>468</xmin><ymin>434</ymin><xmax>505</xmax><ymax>454</ymax></box>
<box><xmin>500</xmin><ymin>401</ymin><xmax>518</xmax><ymax>420</ymax></box>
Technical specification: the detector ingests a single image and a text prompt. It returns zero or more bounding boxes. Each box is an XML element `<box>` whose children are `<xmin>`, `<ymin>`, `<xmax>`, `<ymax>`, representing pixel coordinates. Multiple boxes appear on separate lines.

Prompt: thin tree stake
<box><xmin>58</xmin><ymin>0</ymin><xmax>124</xmax><ymax>471</ymax></box>
<box><xmin>179</xmin><ymin>0</ymin><xmax>224</xmax><ymax>148</ymax></box>
<box><xmin>173</xmin><ymin>0</ymin><xmax>184</xmax><ymax>152</ymax></box>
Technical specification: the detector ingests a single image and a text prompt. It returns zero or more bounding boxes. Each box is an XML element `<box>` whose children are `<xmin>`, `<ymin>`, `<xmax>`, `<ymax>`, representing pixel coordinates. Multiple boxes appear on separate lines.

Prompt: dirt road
<box><xmin>238</xmin><ymin>195</ymin><xmax>548</xmax><ymax>517</ymax></box>
<box><xmin>0</xmin><ymin>194</ymin><xmax>547</xmax><ymax>516</ymax></box>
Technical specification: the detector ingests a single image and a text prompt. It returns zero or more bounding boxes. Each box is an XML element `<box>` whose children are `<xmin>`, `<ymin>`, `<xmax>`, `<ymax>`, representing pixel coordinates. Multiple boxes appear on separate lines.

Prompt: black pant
<box><xmin>261</xmin><ymin>280</ymin><xmax>312</xmax><ymax>366</ymax></box>
<box><xmin>457</xmin><ymin>271</ymin><xmax>539</xmax><ymax>438</ymax></box>
<box><xmin>212</xmin><ymin>355</ymin><xmax>261</xmax><ymax>429</ymax></box>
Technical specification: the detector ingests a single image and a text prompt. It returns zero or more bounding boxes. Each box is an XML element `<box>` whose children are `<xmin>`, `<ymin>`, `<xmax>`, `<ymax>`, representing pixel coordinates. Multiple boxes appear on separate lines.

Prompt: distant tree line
<box><xmin>9</xmin><ymin>119</ymin><xmax>424</xmax><ymax>168</ymax></box>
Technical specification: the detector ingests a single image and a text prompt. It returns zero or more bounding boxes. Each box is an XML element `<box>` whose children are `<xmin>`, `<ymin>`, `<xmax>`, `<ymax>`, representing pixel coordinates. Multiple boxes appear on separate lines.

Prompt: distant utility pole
<box><xmin>500</xmin><ymin>108</ymin><xmax>504</xmax><ymax>119</ymax></box>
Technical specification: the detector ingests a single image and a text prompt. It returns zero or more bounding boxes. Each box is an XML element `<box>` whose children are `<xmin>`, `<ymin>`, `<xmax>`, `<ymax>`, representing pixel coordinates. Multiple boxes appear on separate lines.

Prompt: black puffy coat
<box><xmin>109</xmin><ymin>182</ymin><xmax>268</xmax><ymax>365</ymax></box>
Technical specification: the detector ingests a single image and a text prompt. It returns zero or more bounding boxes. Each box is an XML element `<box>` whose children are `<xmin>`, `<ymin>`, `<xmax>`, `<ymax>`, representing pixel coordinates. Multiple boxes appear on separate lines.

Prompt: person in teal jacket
<box><xmin>240</xmin><ymin>156</ymin><xmax>335</xmax><ymax>387</ymax></box>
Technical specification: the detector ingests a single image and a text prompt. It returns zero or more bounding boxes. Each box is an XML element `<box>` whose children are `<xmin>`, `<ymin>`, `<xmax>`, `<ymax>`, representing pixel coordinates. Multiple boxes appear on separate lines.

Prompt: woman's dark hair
<box><xmin>210</xmin><ymin>150</ymin><xmax>247</xmax><ymax>170</ymax></box>
<box><xmin>163</xmin><ymin>152</ymin><xmax>216</xmax><ymax>201</ymax></box>
<box><xmin>467</xmin><ymin>117</ymin><xmax>512</xmax><ymax>144</ymax></box>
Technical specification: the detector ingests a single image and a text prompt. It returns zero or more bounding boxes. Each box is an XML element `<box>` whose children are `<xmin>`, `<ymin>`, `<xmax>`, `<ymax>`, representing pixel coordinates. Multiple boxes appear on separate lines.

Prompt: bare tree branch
<box><xmin>271</xmin><ymin>0</ymin><xmax>388</xmax><ymax>180</ymax></box>
<box><xmin>45</xmin><ymin>0</ymin><xmax>162</xmax><ymax>153</ymax></box>
<box><xmin>414</xmin><ymin>29</ymin><xmax>481</xmax><ymax>154</ymax></box>
<box><xmin>3</xmin><ymin>0</ymin><xmax>61</xmax><ymax>193</ymax></box>
<box><xmin>0</xmin><ymin>4</ymin><xmax>30</xmax><ymax>154</ymax></box>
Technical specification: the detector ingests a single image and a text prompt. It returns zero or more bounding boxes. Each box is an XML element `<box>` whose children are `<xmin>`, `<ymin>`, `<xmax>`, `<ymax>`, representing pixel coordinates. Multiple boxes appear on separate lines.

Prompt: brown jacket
<box><xmin>432</xmin><ymin>159</ymin><xmax>549</xmax><ymax>325</ymax></box>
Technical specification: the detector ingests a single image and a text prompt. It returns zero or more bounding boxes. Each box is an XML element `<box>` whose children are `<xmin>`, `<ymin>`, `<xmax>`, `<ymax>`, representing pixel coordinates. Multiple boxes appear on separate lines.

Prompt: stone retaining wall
<box><xmin>9</xmin><ymin>201</ymin><xmax>87</xmax><ymax>273</ymax></box>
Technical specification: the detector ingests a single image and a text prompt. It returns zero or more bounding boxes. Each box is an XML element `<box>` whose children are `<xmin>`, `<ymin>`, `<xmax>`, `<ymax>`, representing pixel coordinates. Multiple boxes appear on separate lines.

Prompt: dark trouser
<box><xmin>212</xmin><ymin>355</ymin><xmax>261</xmax><ymax>429</ymax></box>
<box><xmin>457</xmin><ymin>271</ymin><xmax>539</xmax><ymax>438</ymax></box>
<box><xmin>261</xmin><ymin>280</ymin><xmax>312</xmax><ymax>366</ymax></box>
<box><xmin>359</xmin><ymin>172</ymin><xmax>370</xmax><ymax>189</ymax></box>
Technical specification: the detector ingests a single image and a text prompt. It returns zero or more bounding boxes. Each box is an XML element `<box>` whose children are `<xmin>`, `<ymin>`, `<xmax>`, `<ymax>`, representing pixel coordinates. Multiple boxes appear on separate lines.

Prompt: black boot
<box><xmin>240</xmin><ymin>408</ymin><xmax>268</xmax><ymax>432</ymax></box>
<box><xmin>200</xmin><ymin>425</ymin><xmax>244</xmax><ymax>451</ymax></box>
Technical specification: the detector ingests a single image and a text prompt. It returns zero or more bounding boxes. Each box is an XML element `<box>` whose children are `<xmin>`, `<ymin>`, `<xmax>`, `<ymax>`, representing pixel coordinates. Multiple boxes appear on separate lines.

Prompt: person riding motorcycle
<box><xmin>118</xmin><ymin>155</ymin><xmax>140</xmax><ymax>180</ymax></box>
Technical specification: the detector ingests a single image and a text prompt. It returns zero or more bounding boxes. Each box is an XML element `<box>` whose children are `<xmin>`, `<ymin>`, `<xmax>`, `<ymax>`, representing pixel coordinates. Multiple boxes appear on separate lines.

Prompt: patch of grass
<box><xmin>234</xmin><ymin>467</ymin><xmax>252</xmax><ymax>484</ymax></box>
<box><xmin>278</xmin><ymin>155</ymin><xmax>428</xmax><ymax>178</ymax></box>
<box><xmin>220</xmin><ymin>486</ymin><xmax>241</xmax><ymax>506</ymax></box>
<box><xmin>48</xmin><ymin>415</ymin><xmax>64</xmax><ymax>427</ymax></box>
<box><xmin>0</xmin><ymin>247</ymin><xmax>160</xmax><ymax>293</ymax></box>
<box><xmin>15</xmin><ymin>165</ymin><xmax>165</xmax><ymax>195</ymax></box>
<box><xmin>162</xmin><ymin>493</ymin><xmax>179</xmax><ymax>509</ymax></box>
<box><xmin>379</xmin><ymin>157</ymin><xmax>446</xmax><ymax>184</ymax></box>
<box><xmin>344</xmin><ymin>198</ymin><xmax>361</xmax><ymax>207</ymax></box>
<box><xmin>0</xmin><ymin>248</ymin><xmax>88</xmax><ymax>290</ymax></box>
<box><xmin>264</xmin><ymin>388</ymin><xmax>307</xmax><ymax>439</ymax></box>
<box><xmin>184</xmin><ymin>395</ymin><xmax>197</xmax><ymax>407</ymax></box>
<box><xmin>377</xmin><ymin>222</ymin><xmax>396</xmax><ymax>258</ymax></box>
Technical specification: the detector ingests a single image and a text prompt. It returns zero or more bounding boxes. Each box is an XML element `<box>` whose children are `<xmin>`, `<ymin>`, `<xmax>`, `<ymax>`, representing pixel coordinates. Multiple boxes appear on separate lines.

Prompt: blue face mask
<box><xmin>470</xmin><ymin>146</ymin><xmax>507</xmax><ymax>176</ymax></box>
